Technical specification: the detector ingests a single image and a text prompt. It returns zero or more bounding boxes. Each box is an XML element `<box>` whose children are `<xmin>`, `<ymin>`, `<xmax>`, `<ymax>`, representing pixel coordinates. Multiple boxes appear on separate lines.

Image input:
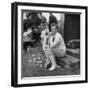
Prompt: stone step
<box><xmin>55</xmin><ymin>54</ymin><xmax>80</xmax><ymax>71</ymax></box>
<box><xmin>66</xmin><ymin>48</ymin><xmax>80</xmax><ymax>59</ymax></box>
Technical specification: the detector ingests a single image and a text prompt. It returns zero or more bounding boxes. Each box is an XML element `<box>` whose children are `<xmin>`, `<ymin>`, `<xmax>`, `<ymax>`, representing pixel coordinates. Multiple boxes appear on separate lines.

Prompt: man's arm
<box><xmin>50</xmin><ymin>34</ymin><xmax>61</xmax><ymax>48</ymax></box>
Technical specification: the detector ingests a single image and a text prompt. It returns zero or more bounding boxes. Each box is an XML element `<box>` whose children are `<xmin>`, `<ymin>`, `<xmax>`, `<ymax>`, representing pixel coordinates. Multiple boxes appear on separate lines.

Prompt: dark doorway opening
<box><xmin>64</xmin><ymin>14</ymin><xmax>80</xmax><ymax>44</ymax></box>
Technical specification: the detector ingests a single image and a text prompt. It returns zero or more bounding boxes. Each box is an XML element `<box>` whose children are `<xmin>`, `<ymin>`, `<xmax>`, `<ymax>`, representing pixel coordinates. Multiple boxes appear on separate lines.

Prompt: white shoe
<box><xmin>49</xmin><ymin>65</ymin><xmax>57</xmax><ymax>71</ymax></box>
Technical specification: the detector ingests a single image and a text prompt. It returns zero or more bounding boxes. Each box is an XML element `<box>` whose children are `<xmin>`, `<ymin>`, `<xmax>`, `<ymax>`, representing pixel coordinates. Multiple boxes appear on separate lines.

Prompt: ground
<box><xmin>22</xmin><ymin>46</ymin><xmax>80</xmax><ymax>78</ymax></box>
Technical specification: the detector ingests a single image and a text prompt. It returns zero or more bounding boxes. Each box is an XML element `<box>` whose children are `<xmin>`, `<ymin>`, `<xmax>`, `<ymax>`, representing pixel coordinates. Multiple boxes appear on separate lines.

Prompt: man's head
<box><xmin>51</xmin><ymin>23</ymin><xmax>57</xmax><ymax>35</ymax></box>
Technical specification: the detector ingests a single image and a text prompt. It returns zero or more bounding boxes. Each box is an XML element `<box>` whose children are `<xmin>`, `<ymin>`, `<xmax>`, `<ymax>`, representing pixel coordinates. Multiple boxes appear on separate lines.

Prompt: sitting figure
<box><xmin>44</xmin><ymin>23</ymin><xmax>66</xmax><ymax>71</ymax></box>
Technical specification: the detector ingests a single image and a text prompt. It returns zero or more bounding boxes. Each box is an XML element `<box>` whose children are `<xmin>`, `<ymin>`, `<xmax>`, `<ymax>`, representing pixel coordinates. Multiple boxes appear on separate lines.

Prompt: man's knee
<box><xmin>51</xmin><ymin>48</ymin><xmax>66</xmax><ymax>58</ymax></box>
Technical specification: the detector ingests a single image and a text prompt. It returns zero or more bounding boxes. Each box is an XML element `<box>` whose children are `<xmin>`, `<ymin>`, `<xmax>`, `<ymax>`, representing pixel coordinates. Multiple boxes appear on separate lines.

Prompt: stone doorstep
<box><xmin>56</xmin><ymin>54</ymin><xmax>80</xmax><ymax>70</ymax></box>
<box><xmin>66</xmin><ymin>49</ymin><xmax>80</xmax><ymax>59</ymax></box>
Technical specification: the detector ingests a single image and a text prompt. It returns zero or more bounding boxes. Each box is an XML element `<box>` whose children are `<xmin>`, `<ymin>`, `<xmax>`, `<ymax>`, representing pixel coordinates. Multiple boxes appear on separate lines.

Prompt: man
<box><xmin>45</xmin><ymin>23</ymin><xmax>66</xmax><ymax>71</ymax></box>
<box><xmin>49</xmin><ymin>13</ymin><xmax>57</xmax><ymax>32</ymax></box>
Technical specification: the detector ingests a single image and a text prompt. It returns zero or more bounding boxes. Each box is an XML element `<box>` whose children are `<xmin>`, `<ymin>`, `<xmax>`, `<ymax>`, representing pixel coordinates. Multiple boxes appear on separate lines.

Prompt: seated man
<box><xmin>45</xmin><ymin>23</ymin><xmax>66</xmax><ymax>71</ymax></box>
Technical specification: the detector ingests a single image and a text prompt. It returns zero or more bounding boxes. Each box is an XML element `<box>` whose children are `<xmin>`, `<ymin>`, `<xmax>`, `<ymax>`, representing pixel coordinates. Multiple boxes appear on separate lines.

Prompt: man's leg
<box><xmin>44</xmin><ymin>47</ymin><xmax>58</xmax><ymax>71</ymax></box>
<box><xmin>52</xmin><ymin>48</ymin><xmax>66</xmax><ymax>58</ymax></box>
<box><xmin>48</xmin><ymin>54</ymin><xmax>57</xmax><ymax>71</ymax></box>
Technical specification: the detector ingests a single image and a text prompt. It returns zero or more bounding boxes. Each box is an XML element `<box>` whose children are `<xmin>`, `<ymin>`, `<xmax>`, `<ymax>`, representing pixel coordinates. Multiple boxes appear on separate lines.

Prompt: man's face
<box><xmin>51</xmin><ymin>25</ymin><xmax>57</xmax><ymax>35</ymax></box>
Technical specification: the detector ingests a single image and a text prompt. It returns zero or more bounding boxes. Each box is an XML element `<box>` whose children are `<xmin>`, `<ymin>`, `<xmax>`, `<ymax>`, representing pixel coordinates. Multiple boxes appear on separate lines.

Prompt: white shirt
<box><xmin>49</xmin><ymin>32</ymin><xmax>66</xmax><ymax>50</ymax></box>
